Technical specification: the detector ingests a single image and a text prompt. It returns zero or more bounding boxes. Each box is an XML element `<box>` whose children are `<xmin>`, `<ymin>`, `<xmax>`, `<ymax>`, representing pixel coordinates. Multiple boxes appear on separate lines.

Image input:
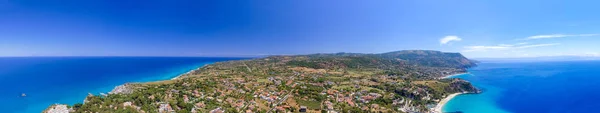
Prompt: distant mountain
<box><xmin>379</xmin><ymin>50</ymin><xmax>477</xmax><ymax>68</ymax></box>
<box><xmin>291</xmin><ymin>50</ymin><xmax>477</xmax><ymax>69</ymax></box>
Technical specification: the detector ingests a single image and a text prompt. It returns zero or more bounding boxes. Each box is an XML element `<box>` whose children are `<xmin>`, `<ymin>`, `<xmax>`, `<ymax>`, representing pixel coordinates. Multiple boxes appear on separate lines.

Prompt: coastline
<box><xmin>111</xmin><ymin>64</ymin><xmax>208</xmax><ymax>94</ymax></box>
<box><xmin>171</xmin><ymin>66</ymin><xmax>202</xmax><ymax>80</ymax></box>
<box><xmin>35</xmin><ymin>52</ymin><xmax>480</xmax><ymax>112</ymax></box>
<box><xmin>33</xmin><ymin>58</ymin><xmax>231</xmax><ymax>113</ymax></box>
<box><xmin>433</xmin><ymin>93</ymin><xmax>464</xmax><ymax>113</ymax></box>
<box><xmin>440</xmin><ymin>72</ymin><xmax>467</xmax><ymax>79</ymax></box>
<box><xmin>434</xmin><ymin>73</ymin><xmax>472</xmax><ymax>112</ymax></box>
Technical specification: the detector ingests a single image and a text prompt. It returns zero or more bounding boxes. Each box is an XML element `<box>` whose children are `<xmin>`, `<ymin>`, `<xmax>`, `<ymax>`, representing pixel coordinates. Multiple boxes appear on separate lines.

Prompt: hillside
<box><xmin>45</xmin><ymin>50</ymin><xmax>479</xmax><ymax>113</ymax></box>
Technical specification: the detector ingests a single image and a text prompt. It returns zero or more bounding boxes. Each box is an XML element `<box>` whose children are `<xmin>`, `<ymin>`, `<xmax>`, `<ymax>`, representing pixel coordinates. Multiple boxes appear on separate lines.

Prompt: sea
<box><xmin>0</xmin><ymin>57</ymin><xmax>244</xmax><ymax>113</ymax></box>
<box><xmin>443</xmin><ymin>60</ymin><xmax>600</xmax><ymax>113</ymax></box>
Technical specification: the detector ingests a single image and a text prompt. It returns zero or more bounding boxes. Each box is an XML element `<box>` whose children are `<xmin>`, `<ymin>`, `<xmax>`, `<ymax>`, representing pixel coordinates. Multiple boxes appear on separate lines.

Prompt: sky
<box><xmin>1</xmin><ymin>0</ymin><xmax>600</xmax><ymax>58</ymax></box>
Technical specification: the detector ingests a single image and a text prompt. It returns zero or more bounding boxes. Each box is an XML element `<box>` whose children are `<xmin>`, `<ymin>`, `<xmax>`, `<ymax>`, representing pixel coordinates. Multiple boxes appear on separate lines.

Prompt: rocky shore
<box><xmin>109</xmin><ymin>83</ymin><xmax>135</xmax><ymax>95</ymax></box>
<box><xmin>44</xmin><ymin>104</ymin><xmax>72</xmax><ymax>113</ymax></box>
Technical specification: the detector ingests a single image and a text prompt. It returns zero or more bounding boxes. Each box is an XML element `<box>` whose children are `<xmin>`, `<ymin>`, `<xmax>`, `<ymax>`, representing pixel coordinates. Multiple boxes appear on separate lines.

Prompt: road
<box><xmin>266</xmin><ymin>89</ymin><xmax>295</xmax><ymax>113</ymax></box>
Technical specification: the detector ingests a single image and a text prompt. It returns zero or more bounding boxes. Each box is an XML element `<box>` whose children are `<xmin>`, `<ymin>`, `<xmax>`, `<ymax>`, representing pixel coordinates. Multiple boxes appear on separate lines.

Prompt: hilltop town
<box><xmin>45</xmin><ymin>50</ymin><xmax>480</xmax><ymax>113</ymax></box>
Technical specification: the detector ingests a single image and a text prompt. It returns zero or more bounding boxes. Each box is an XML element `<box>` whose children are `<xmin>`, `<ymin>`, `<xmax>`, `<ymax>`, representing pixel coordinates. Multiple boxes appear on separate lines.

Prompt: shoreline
<box><xmin>170</xmin><ymin>66</ymin><xmax>204</xmax><ymax>80</ymax></box>
<box><xmin>432</xmin><ymin>92</ymin><xmax>464</xmax><ymax>113</ymax></box>
<box><xmin>48</xmin><ymin>62</ymin><xmax>220</xmax><ymax>112</ymax></box>
<box><xmin>110</xmin><ymin>64</ymin><xmax>209</xmax><ymax>94</ymax></box>
<box><xmin>440</xmin><ymin>72</ymin><xmax>468</xmax><ymax>79</ymax></box>
<box><xmin>170</xmin><ymin>63</ymin><xmax>213</xmax><ymax>80</ymax></box>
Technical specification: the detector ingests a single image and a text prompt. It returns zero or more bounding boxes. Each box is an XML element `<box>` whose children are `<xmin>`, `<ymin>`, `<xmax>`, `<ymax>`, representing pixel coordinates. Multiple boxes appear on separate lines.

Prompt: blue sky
<box><xmin>1</xmin><ymin>0</ymin><xmax>599</xmax><ymax>58</ymax></box>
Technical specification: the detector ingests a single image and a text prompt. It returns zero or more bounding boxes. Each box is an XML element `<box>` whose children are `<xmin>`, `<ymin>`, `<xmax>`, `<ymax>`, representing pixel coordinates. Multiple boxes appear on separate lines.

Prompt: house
<box><xmin>122</xmin><ymin>102</ymin><xmax>132</xmax><ymax>107</ymax></box>
<box><xmin>210</xmin><ymin>107</ymin><xmax>224</xmax><ymax>113</ymax></box>
<box><xmin>158</xmin><ymin>103</ymin><xmax>174</xmax><ymax>113</ymax></box>
<box><xmin>195</xmin><ymin>102</ymin><xmax>205</xmax><ymax>108</ymax></box>
<box><xmin>276</xmin><ymin>106</ymin><xmax>286</xmax><ymax>112</ymax></box>
<box><xmin>325</xmin><ymin>101</ymin><xmax>334</xmax><ymax>110</ymax></box>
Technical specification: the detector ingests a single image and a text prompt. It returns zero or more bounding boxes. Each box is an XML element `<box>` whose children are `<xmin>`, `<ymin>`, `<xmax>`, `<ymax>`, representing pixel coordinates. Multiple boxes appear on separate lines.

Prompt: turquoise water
<box><xmin>443</xmin><ymin>60</ymin><xmax>600</xmax><ymax>113</ymax></box>
<box><xmin>443</xmin><ymin>74</ymin><xmax>510</xmax><ymax>113</ymax></box>
<box><xmin>0</xmin><ymin>57</ymin><xmax>243</xmax><ymax>113</ymax></box>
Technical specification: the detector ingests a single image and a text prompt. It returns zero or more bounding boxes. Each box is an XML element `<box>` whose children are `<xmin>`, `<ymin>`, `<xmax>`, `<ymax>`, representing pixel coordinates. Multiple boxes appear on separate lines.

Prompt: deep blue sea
<box><xmin>444</xmin><ymin>60</ymin><xmax>600</xmax><ymax>113</ymax></box>
<box><xmin>0</xmin><ymin>57</ymin><xmax>243</xmax><ymax>113</ymax></box>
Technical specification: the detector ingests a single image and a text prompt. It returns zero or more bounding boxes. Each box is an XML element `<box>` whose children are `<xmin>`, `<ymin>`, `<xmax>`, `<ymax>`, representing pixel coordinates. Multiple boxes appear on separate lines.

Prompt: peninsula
<box><xmin>45</xmin><ymin>50</ymin><xmax>479</xmax><ymax>113</ymax></box>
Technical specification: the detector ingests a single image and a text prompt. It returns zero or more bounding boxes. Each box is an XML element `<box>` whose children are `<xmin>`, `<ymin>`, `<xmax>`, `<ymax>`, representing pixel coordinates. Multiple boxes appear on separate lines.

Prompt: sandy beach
<box><xmin>440</xmin><ymin>73</ymin><xmax>467</xmax><ymax>79</ymax></box>
<box><xmin>171</xmin><ymin>64</ymin><xmax>210</xmax><ymax>80</ymax></box>
<box><xmin>171</xmin><ymin>67</ymin><xmax>201</xmax><ymax>80</ymax></box>
<box><xmin>432</xmin><ymin>93</ymin><xmax>463</xmax><ymax>113</ymax></box>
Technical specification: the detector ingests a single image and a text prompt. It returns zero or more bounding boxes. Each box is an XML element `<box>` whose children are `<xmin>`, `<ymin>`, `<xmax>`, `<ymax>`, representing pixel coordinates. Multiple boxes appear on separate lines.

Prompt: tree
<box><xmin>73</xmin><ymin>103</ymin><xmax>83</xmax><ymax>110</ymax></box>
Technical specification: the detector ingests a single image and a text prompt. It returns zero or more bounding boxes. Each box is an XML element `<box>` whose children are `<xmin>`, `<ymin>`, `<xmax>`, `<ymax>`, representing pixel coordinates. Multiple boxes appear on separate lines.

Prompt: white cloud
<box><xmin>525</xmin><ymin>34</ymin><xmax>568</xmax><ymax>40</ymax></box>
<box><xmin>463</xmin><ymin>44</ymin><xmax>513</xmax><ymax>52</ymax></box>
<box><xmin>516</xmin><ymin>43</ymin><xmax>560</xmax><ymax>49</ymax></box>
<box><xmin>516</xmin><ymin>42</ymin><xmax>529</xmax><ymax>45</ymax></box>
<box><xmin>523</xmin><ymin>34</ymin><xmax>598</xmax><ymax>40</ymax></box>
<box><xmin>440</xmin><ymin>36</ymin><xmax>462</xmax><ymax>45</ymax></box>
<box><xmin>463</xmin><ymin>43</ymin><xmax>560</xmax><ymax>52</ymax></box>
<box><xmin>582</xmin><ymin>52</ymin><xmax>600</xmax><ymax>57</ymax></box>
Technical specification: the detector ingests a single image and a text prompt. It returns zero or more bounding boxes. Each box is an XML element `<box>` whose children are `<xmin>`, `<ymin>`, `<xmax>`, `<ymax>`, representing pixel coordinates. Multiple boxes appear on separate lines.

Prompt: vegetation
<box><xmin>44</xmin><ymin>50</ymin><xmax>479</xmax><ymax>113</ymax></box>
